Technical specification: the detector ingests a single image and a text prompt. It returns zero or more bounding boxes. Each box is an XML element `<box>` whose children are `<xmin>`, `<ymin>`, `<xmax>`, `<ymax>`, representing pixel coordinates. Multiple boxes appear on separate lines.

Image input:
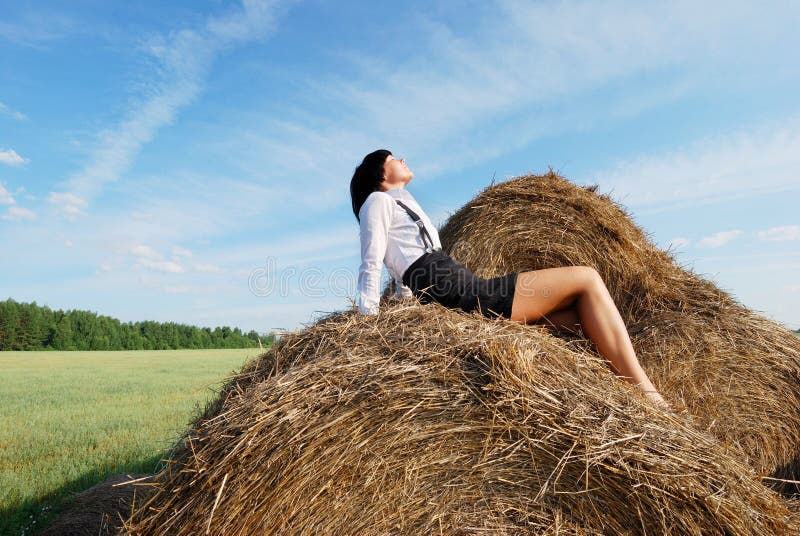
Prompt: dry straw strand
<box><xmin>114</xmin><ymin>170</ymin><xmax>800</xmax><ymax>534</ymax></box>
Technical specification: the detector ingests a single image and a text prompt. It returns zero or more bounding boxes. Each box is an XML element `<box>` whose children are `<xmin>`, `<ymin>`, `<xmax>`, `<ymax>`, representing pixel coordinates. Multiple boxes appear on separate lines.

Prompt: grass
<box><xmin>0</xmin><ymin>348</ymin><xmax>262</xmax><ymax>535</ymax></box>
<box><xmin>3</xmin><ymin>333</ymin><xmax>797</xmax><ymax>533</ymax></box>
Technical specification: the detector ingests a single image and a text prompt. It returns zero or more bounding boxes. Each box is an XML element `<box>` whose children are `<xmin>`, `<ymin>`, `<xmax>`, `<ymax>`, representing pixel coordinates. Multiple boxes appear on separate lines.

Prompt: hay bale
<box><xmin>438</xmin><ymin>171</ymin><xmax>800</xmax><ymax>482</ymax></box>
<box><xmin>40</xmin><ymin>473</ymin><xmax>153</xmax><ymax>536</ymax></box>
<box><xmin>125</xmin><ymin>304</ymin><xmax>797</xmax><ymax>534</ymax></box>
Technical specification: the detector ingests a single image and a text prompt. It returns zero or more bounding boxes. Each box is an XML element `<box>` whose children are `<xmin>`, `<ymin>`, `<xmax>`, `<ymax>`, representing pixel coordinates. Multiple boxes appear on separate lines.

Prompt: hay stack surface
<box><xmin>40</xmin><ymin>473</ymin><xmax>152</xmax><ymax>536</ymax></box>
<box><xmin>438</xmin><ymin>171</ymin><xmax>800</xmax><ymax>481</ymax></box>
<box><xmin>126</xmin><ymin>305</ymin><xmax>797</xmax><ymax>535</ymax></box>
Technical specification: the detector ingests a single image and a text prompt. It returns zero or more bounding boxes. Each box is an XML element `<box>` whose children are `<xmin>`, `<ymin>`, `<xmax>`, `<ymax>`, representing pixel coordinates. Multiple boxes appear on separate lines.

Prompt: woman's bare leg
<box><xmin>510</xmin><ymin>266</ymin><xmax>668</xmax><ymax>409</ymax></box>
<box><xmin>532</xmin><ymin>305</ymin><xmax>581</xmax><ymax>333</ymax></box>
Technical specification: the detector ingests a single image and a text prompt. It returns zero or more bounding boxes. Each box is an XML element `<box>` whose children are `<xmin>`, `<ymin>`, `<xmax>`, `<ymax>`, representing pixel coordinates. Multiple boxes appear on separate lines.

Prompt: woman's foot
<box><xmin>640</xmin><ymin>389</ymin><xmax>672</xmax><ymax>412</ymax></box>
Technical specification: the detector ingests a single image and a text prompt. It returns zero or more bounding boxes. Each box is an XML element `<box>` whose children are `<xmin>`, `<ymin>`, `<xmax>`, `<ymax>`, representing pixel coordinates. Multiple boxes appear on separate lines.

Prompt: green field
<box><xmin>2</xmin><ymin>337</ymin><xmax>798</xmax><ymax>533</ymax></box>
<box><xmin>0</xmin><ymin>348</ymin><xmax>262</xmax><ymax>535</ymax></box>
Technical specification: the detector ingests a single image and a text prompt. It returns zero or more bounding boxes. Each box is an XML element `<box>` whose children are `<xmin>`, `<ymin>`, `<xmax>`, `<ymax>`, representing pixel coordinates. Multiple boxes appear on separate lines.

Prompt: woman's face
<box><xmin>380</xmin><ymin>154</ymin><xmax>413</xmax><ymax>190</ymax></box>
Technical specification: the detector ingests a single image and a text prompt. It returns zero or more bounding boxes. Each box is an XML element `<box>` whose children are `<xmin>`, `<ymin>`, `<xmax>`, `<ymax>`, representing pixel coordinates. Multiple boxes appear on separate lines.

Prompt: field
<box><xmin>2</xmin><ymin>334</ymin><xmax>799</xmax><ymax>534</ymax></box>
<box><xmin>0</xmin><ymin>348</ymin><xmax>262</xmax><ymax>535</ymax></box>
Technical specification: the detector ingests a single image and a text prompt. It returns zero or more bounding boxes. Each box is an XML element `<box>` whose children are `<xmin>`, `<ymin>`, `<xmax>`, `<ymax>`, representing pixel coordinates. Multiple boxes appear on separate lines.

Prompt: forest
<box><xmin>0</xmin><ymin>299</ymin><xmax>272</xmax><ymax>351</ymax></box>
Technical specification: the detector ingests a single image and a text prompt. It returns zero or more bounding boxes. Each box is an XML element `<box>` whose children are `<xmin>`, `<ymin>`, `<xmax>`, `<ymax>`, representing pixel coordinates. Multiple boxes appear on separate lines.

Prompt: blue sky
<box><xmin>1</xmin><ymin>0</ymin><xmax>799</xmax><ymax>334</ymax></box>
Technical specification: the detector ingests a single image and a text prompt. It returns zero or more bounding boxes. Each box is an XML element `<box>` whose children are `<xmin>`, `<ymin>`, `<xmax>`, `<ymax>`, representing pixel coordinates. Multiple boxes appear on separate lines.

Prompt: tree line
<box><xmin>0</xmin><ymin>299</ymin><xmax>273</xmax><ymax>351</ymax></box>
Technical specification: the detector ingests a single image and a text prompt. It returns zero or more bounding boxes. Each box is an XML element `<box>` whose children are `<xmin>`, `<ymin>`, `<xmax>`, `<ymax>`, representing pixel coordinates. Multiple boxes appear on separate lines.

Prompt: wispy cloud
<box><xmin>48</xmin><ymin>192</ymin><xmax>87</xmax><ymax>221</ymax></box>
<box><xmin>0</xmin><ymin>102</ymin><xmax>26</xmax><ymax>121</ymax></box>
<box><xmin>593</xmin><ymin>118</ymin><xmax>800</xmax><ymax>212</ymax></box>
<box><xmin>697</xmin><ymin>230</ymin><xmax>743</xmax><ymax>248</ymax></box>
<box><xmin>114</xmin><ymin>242</ymin><xmax>228</xmax><ymax>277</ymax></box>
<box><xmin>172</xmin><ymin>246</ymin><xmax>193</xmax><ymax>259</ymax></box>
<box><xmin>715</xmin><ymin>261</ymin><xmax>800</xmax><ymax>275</ymax></box>
<box><xmin>1</xmin><ymin>206</ymin><xmax>36</xmax><ymax>221</ymax></box>
<box><xmin>4</xmin><ymin>1</ymin><xmax>799</xmax><ymax>333</ymax></box>
<box><xmin>124</xmin><ymin>243</ymin><xmax>185</xmax><ymax>273</ymax></box>
<box><xmin>138</xmin><ymin>259</ymin><xmax>185</xmax><ymax>274</ymax></box>
<box><xmin>0</xmin><ymin>184</ymin><xmax>15</xmax><ymax>205</ymax></box>
<box><xmin>199</xmin><ymin>224</ymin><xmax>359</xmax><ymax>271</ymax></box>
<box><xmin>665</xmin><ymin>237</ymin><xmax>691</xmax><ymax>251</ymax></box>
<box><xmin>237</xmin><ymin>0</ymin><xmax>800</xmax><ymax>199</ymax></box>
<box><xmin>0</xmin><ymin>148</ymin><xmax>27</xmax><ymax>166</ymax></box>
<box><xmin>100</xmin><ymin>171</ymin><xmax>280</xmax><ymax>244</ymax></box>
<box><xmin>194</xmin><ymin>263</ymin><xmax>223</xmax><ymax>274</ymax></box>
<box><xmin>691</xmin><ymin>250</ymin><xmax>800</xmax><ymax>263</ymax></box>
<box><xmin>0</xmin><ymin>12</ymin><xmax>76</xmax><ymax>47</ymax></box>
<box><xmin>61</xmin><ymin>0</ymin><xmax>288</xmax><ymax>212</ymax></box>
<box><xmin>758</xmin><ymin>225</ymin><xmax>800</xmax><ymax>242</ymax></box>
<box><xmin>128</xmin><ymin>244</ymin><xmax>160</xmax><ymax>259</ymax></box>
<box><xmin>164</xmin><ymin>285</ymin><xmax>192</xmax><ymax>294</ymax></box>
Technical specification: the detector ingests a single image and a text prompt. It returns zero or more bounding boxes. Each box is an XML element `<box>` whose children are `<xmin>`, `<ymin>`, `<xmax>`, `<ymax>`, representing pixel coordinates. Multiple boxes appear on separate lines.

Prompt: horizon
<box><xmin>2</xmin><ymin>1</ymin><xmax>799</xmax><ymax>332</ymax></box>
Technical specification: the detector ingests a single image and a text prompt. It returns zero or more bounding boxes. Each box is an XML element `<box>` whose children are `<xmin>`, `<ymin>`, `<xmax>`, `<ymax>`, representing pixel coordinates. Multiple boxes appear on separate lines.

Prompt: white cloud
<box><xmin>62</xmin><ymin>205</ymin><xmax>84</xmax><ymax>220</ymax></box>
<box><xmin>164</xmin><ymin>285</ymin><xmax>191</xmax><ymax>294</ymax></box>
<box><xmin>0</xmin><ymin>148</ymin><xmax>27</xmax><ymax>166</ymax></box>
<box><xmin>758</xmin><ymin>225</ymin><xmax>800</xmax><ymax>242</ymax></box>
<box><xmin>784</xmin><ymin>285</ymin><xmax>800</xmax><ymax>293</ymax></box>
<box><xmin>171</xmin><ymin>246</ymin><xmax>193</xmax><ymax>258</ymax></box>
<box><xmin>0</xmin><ymin>184</ymin><xmax>15</xmax><ymax>205</ymax></box>
<box><xmin>697</xmin><ymin>230</ymin><xmax>742</xmax><ymax>248</ymax></box>
<box><xmin>101</xmin><ymin>171</ymin><xmax>281</xmax><ymax>244</ymax></box>
<box><xmin>62</xmin><ymin>0</ymin><xmax>286</xmax><ymax>206</ymax></box>
<box><xmin>0</xmin><ymin>102</ymin><xmax>27</xmax><ymax>121</ymax></box>
<box><xmin>714</xmin><ymin>261</ymin><xmax>800</xmax><ymax>275</ymax></box>
<box><xmin>665</xmin><ymin>237</ymin><xmax>691</xmax><ymax>251</ymax></box>
<box><xmin>0</xmin><ymin>11</ymin><xmax>76</xmax><ymax>46</ymax></box>
<box><xmin>137</xmin><ymin>258</ymin><xmax>185</xmax><ymax>273</ymax></box>
<box><xmin>5</xmin><ymin>2</ymin><xmax>800</xmax><ymax>334</ymax></box>
<box><xmin>194</xmin><ymin>263</ymin><xmax>223</xmax><ymax>273</ymax></box>
<box><xmin>593</xmin><ymin>118</ymin><xmax>800</xmax><ymax>212</ymax></box>
<box><xmin>128</xmin><ymin>243</ymin><xmax>160</xmax><ymax>259</ymax></box>
<box><xmin>1</xmin><ymin>206</ymin><xmax>36</xmax><ymax>221</ymax></box>
<box><xmin>239</xmin><ymin>0</ymin><xmax>800</xmax><ymax>198</ymax></box>
<box><xmin>198</xmin><ymin>224</ymin><xmax>359</xmax><ymax>270</ymax></box>
<box><xmin>691</xmin><ymin>250</ymin><xmax>800</xmax><ymax>263</ymax></box>
<box><xmin>48</xmin><ymin>191</ymin><xmax>88</xmax><ymax>221</ymax></box>
<box><xmin>48</xmin><ymin>192</ymin><xmax>87</xmax><ymax>207</ymax></box>
<box><xmin>121</xmin><ymin>242</ymin><xmax>185</xmax><ymax>273</ymax></box>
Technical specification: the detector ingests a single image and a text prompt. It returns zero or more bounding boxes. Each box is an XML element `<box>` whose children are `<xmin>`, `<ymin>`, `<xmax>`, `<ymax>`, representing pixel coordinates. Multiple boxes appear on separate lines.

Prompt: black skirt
<box><xmin>401</xmin><ymin>251</ymin><xmax>518</xmax><ymax>319</ymax></box>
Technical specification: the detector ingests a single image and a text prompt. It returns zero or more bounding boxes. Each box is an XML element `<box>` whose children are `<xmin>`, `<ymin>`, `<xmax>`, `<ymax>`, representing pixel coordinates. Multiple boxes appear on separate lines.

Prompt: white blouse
<box><xmin>357</xmin><ymin>186</ymin><xmax>442</xmax><ymax>315</ymax></box>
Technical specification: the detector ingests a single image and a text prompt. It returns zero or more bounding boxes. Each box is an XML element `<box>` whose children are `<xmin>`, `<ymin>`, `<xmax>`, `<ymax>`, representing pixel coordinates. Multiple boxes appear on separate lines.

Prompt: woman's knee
<box><xmin>574</xmin><ymin>265</ymin><xmax>604</xmax><ymax>291</ymax></box>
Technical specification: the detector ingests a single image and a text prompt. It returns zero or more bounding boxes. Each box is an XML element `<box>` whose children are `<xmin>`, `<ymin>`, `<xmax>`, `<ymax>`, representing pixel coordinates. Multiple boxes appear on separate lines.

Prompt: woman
<box><xmin>350</xmin><ymin>149</ymin><xmax>669</xmax><ymax>411</ymax></box>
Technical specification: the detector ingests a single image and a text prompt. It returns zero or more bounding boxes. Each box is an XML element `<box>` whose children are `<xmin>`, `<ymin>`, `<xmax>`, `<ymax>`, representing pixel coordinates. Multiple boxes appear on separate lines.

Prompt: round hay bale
<box><xmin>438</xmin><ymin>171</ymin><xmax>800</xmax><ymax>483</ymax></box>
<box><xmin>39</xmin><ymin>473</ymin><xmax>153</xmax><ymax>536</ymax></box>
<box><xmin>125</xmin><ymin>304</ymin><xmax>796</xmax><ymax>534</ymax></box>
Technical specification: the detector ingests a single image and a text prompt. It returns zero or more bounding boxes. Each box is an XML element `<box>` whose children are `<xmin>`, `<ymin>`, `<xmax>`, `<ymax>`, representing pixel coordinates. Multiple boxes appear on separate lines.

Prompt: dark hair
<box><xmin>350</xmin><ymin>149</ymin><xmax>391</xmax><ymax>222</ymax></box>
